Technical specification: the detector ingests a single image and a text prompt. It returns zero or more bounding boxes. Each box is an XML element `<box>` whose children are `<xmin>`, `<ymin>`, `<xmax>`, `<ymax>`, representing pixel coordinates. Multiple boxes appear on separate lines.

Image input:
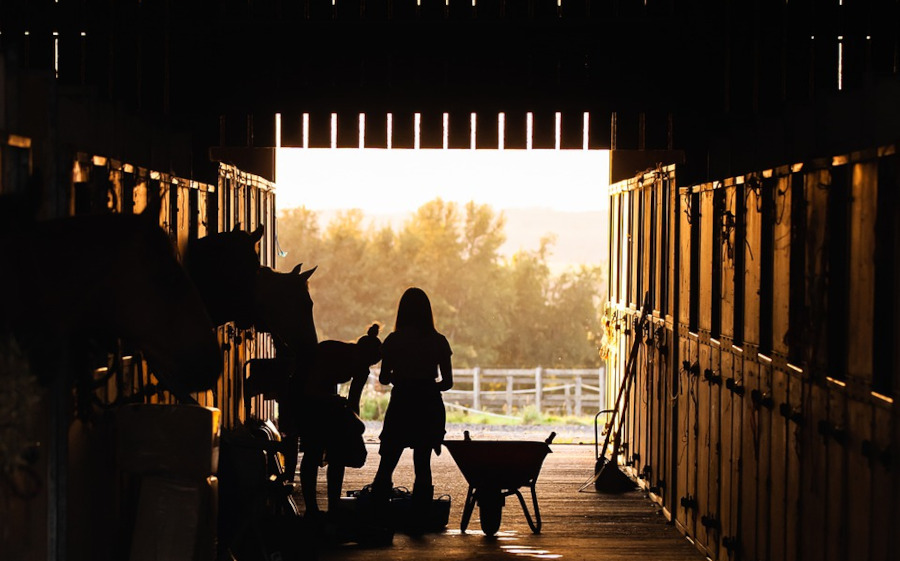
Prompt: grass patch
<box><xmin>521</xmin><ymin>405</ymin><xmax>543</xmax><ymax>425</ymax></box>
<box><xmin>359</xmin><ymin>392</ymin><xmax>390</xmax><ymax>421</ymax></box>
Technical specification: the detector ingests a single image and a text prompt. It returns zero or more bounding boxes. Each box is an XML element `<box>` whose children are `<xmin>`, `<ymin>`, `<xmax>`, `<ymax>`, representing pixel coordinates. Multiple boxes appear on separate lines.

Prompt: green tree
<box><xmin>392</xmin><ymin>199</ymin><xmax>508</xmax><ymax>366</ymax></box>
<box><xmin>452</xmin><ymin>202</ymin><xmax>509</xmax><ymax>365</ymax></box>
<box><xmin>277</xmin><ymin>208</ymin><xmax>394</xmax><ymax>341</ymax></box>
<box><xmin>275</xmin><ymin>207</ymin><xmax>323</xmax><ymax>272</ymax></box>
<box><xmin>273</xmin><ymin>200</ymin><xmax>605</xmax><ymax>368</ymax></box>
<box><xmin>495</xmin><ymin>236</ymin><xmax>555</xmax><ymax>367</ymax></box>
<box><xmin>542</xmin><ymin>265</ymin><xmax>605</xmax><ymax>367</ymax></box>
<box><xmin>315</xmin><ymin>210</ymin><xmax>398</xmax><ymax>341</ymax></box>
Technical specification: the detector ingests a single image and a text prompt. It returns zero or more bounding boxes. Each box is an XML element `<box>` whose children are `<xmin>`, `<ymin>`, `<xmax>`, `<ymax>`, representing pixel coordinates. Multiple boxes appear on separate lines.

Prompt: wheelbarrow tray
<box><xmin>443</xmin><ymin>440</ymin><xmax>552</xmax><ymax>490</ymax></box>
<box><xmin>443</xmin><ymin>439</ymin><xmax>552</xmax><ymax>535</ymax></box>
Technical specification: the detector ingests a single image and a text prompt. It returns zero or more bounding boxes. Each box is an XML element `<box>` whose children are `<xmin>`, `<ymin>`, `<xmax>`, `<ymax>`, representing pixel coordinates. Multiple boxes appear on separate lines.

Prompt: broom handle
<box><xmin>608</xmin><ymin>292</ymin><xmax>651</xmax><ymax>461</ymax></box>
<box><xmin>609</xmin><ymin>348</ymin><xmax>639</xmax><ymax>461</ymax></box>
<box><xmin>598</xmin><ymin>292</ymin><xmax>651</xmax><ymax>463</ymax></box>
<box><xmin>597</xmin><ymin>360</ymin><xmax>632</xmax><ymax>461</ymax></box>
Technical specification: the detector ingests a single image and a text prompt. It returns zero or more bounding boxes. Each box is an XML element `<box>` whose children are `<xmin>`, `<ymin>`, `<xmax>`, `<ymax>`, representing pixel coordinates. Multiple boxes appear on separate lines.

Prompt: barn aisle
<box><xmin>307</xmin><ymin>439</ymin><xmax>705</xmax><ymax>561</ymax></box>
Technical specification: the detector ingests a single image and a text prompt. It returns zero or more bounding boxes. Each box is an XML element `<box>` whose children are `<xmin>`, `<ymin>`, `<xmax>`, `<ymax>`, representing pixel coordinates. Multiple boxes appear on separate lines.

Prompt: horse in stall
<box><xmin>0</xmin><ymin>211</ymin><xmax>223</xmax><ymax>402</ymax></box>
<box><xmin>216</xmin><ymin>263</ymin><xmax>320</xmax><ymax>558</ymax></box>
<box><xmin>185</xmin><ymin>232</ymin><xmax>319</xmax><ymax>358</ymax></box>
<box><xmin>182</xmin><ymin>224</ymin><xmax>318</xmax><ymax>384</ymax></box>
<box><xmin>240</xmin><ymin>263</ymin><xmax>321</xmax><ymax>416</ymax></box>
<box><xmin>252</xmin><ymin>263</ymin><xmax>319</xmax><ymax>359</ymax></box>
<box><xmin>183</xmin><ymin>225</ymin><xmax>264</xmax><ymax>328</ymax></box>
<box><xmin>236</xmin><ymin>262</ymin><xmax>321</xmax><ymax>423</ymax></box>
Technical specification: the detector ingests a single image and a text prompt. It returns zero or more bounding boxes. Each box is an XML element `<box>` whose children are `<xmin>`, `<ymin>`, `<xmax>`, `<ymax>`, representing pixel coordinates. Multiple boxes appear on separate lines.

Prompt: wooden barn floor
<box><xmin>300</xmin><ymin>436</ymin><xmax>705</xmax><ymax>561</ymax></box>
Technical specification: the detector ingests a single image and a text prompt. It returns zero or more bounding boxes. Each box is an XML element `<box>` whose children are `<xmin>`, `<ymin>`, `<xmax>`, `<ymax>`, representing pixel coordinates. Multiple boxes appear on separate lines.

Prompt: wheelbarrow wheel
<box><xmin>479</xmin><ymin>502</ymin><xmax>502</xmax><ymax>536</ymax></box>
<box><xmin>477</xmin><ymin>490</ymin><xmax>503</xmax><ymax>536</ymax></box>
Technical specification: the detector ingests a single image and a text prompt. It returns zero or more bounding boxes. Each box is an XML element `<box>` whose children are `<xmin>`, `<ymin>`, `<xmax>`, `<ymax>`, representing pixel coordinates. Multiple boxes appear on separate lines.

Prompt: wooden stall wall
<box><xmin>605</xmin><ymin>148</ymin><xmax>898</xmax><ymax>561</ymax></box>
<box><xmin>2</xmin><ymin>137</ymin><xmax>282</xmax><ymax>560</ymax></box>
<box><xmin>218</xmin><ymin>163</ymin><xmax>279</xmax><ymax>424</ymax></box>
<box><xmin>68</xmin><ymin>156</ymin><xmax>278</xmax><ymax>430</ymax></box>
<box><xmin>606</xmin><ymin>165</ymin><xmax>680</xmax><ymax>515</ymax></box>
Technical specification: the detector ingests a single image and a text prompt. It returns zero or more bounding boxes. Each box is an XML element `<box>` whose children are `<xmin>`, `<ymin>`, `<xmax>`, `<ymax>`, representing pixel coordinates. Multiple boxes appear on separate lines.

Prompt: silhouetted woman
<box><xmin>371</xmin><ymin>287</ymin><xmax>453</xmax><ymax>524</ymax></box>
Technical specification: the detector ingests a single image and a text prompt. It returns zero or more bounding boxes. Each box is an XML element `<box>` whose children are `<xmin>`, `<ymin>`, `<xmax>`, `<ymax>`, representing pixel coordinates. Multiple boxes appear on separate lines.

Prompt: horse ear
<box><xmin>232</xmin><ymin>223</ymin><xmax>241</xmax><ymax>232</ymax></box>
<box><xmin>290</xmin><ymin>263</ymin><xmax>304</xmax><ymax>275</ymax></box>
<box><xmin>298</xmin><ymin>265</ymin><xmax>317</xmax><ymax>282</ymax></box>
<box><xmin>250</xmin><ymin>224</ymin><xmax>264</xmax><ymax>243</ymax></box>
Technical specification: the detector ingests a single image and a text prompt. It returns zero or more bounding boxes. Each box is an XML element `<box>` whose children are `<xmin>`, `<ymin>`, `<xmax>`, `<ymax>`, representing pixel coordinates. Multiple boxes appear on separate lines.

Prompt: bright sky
<box><xmin>275</xmin><ymin>148</ymin><xmax>610</xmax><ymax>213</ymax></box>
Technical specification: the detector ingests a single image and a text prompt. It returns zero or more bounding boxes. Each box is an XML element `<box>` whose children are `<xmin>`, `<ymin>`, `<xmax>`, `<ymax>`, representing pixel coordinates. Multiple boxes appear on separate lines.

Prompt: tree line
<box><xmin>275</xmin><ymin>199</ymin><xmax>606</xmax><ymax>369</ymax></box>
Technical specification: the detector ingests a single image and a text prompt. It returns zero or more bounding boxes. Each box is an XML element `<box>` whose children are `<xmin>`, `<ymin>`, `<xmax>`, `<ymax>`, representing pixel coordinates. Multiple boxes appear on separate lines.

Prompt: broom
<box><xmin>580</xmin><ymin>292</ymin><xmax>650</xmax><ymax>493</ymax></box>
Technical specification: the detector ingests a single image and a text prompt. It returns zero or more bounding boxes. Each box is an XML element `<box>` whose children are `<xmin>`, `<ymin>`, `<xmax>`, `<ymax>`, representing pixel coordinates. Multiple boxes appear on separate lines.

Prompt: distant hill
<box><xmin>311</xmin><ymin>207</ymin><xmax>608</xmax><ymax>272</ymax></box>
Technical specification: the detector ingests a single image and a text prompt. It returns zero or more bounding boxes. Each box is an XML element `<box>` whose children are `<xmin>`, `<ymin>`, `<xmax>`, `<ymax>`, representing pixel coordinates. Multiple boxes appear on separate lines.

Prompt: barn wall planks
<box><xmin>605</xmin><ymin>148</ymin><xmax>898</xmax><ymax>561</ymax></box>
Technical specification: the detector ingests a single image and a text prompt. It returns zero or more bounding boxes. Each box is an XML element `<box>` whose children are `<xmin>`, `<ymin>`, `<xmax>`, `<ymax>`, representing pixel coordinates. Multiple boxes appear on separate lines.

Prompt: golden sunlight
<box><xmin>275</xmin><ymin>148</ymin><xmax>610</xmax><ymax>214</ymax></box>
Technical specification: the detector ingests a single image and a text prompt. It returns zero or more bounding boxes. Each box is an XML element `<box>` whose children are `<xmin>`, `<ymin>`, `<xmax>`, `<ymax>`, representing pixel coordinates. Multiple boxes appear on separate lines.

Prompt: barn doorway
<box><xmin>274</xmin><ymin>111</ymin><xmax>610</xmax><ymax>435</ymax></box>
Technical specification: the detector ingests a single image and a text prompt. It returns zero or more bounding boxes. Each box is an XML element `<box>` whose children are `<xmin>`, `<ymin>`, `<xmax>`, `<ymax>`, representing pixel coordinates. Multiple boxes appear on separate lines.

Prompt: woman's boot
<box><xmin>410</xmin><ymin>484</ymin><xmax>434</xmax><ymax>534</ymax></box>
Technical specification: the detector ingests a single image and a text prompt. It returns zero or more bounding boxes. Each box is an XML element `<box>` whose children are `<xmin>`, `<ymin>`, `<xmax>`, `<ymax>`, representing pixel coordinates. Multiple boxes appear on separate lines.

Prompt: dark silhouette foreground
<box><xmin>0</xmin><ymin>212</ymin><xmax>222</xmax><ymax>399</ymax></box>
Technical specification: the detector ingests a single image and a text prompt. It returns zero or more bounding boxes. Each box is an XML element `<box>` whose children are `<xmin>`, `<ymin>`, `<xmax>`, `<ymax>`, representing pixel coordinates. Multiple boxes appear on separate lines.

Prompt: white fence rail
<box><xmin>363</xmin><ymin>366</ymin><xmax>607</xmax><ymax>417</ymax></box>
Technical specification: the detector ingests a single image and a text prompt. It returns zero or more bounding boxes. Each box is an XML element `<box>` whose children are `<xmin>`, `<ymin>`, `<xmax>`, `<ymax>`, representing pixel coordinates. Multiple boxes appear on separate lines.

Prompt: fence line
<box><xmin>361</xmin><ymin>366</ymin><xmax>607</xmax><ymax>417</ymax></box>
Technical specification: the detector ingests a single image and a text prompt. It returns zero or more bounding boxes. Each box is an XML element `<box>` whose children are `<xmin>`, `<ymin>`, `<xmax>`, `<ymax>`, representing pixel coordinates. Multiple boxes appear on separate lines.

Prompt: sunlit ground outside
<box><xmin>275</xmin><ymin>148</ymin><xmax>610</xmax><ymax>432</ymax></box>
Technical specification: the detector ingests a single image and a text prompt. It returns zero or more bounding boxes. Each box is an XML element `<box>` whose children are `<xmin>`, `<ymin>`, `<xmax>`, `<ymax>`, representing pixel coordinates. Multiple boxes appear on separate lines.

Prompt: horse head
<box><xmin>184</xmin><ymin>225</ymin><xmax>263</xmax><ymax>328</ymax></box>
<box><xmin>253</xmin><ymin>263</ymin><xmax>318</xmax><ymax>362</ymax></box>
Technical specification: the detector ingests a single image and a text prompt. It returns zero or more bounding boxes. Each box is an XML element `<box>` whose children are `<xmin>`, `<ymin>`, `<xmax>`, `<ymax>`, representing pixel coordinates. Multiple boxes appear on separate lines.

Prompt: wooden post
<box><xmin>472</xmin><ymin>366</ymin><xmax>481</xmax><ymax>411</ymax></box>
<box><xmin>575</xmin><ymin>375</ymin><xmax>583</xmax><ymax>416</ymax></box>
<box><xmin>506</xmin><ymin>375</ymin><xmax>514</xmax><ymax>414</ymax></box>
<box><xmin>564</xmin><ymin>383</ymin><xmax>572</xmax><ymax>416</ymax></box>
<box><xmin>535</xmin><ymin>366</ymin><xmax>543</xmax><ymax>413</ymax></box>
<box><xmin>599</xmin><ymin>365</ymin><xmax>607</xmax><ymax>409</ymax></box>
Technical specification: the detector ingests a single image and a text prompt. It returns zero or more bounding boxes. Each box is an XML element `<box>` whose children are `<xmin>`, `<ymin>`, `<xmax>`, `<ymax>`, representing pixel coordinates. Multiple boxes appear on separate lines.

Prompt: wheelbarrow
<box><xmin>443</xmin><ymin>431</ymin><xmax>555</xmax><ymax>536</ymax></box>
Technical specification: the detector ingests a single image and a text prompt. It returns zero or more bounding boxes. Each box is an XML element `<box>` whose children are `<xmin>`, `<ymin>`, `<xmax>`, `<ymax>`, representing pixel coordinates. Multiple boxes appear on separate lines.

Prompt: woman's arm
<box><xmin>347</xmin><ymin>369</ymin><xmax>367</xmax><ymax>415</ymax></box>
<box><xmin>436</xmin><ymin>358</ymin><xmax>453</xmax><ymax>392</ymax></box>
<box><xmin>379</xmin><ymin>355</ymin><xmax>393</xmax><ymax>385</ymax></box>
